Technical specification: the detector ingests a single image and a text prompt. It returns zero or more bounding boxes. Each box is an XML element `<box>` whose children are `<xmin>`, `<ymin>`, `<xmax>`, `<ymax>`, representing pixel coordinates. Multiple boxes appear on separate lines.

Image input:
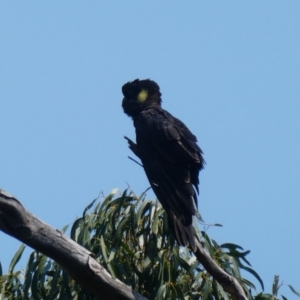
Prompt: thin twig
<box><xmin>128</xmin><ymin>156</ymin><xmax>143</xmax><ymax>167</ymax></box>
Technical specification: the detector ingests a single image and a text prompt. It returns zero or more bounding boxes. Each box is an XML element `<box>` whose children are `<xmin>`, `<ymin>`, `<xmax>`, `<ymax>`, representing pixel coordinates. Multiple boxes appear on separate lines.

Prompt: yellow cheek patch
<box><xmin>137</xmin><ymin>89</ymin><xmax>148</xmax><ymax>102</ymax></box>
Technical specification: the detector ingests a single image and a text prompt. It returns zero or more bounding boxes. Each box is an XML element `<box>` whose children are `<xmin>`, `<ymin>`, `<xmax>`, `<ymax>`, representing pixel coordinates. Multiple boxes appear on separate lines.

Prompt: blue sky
<box><xmin>1</xmin><ymin>2</ymin><xmax>299</xmax><ymax>298</ymax></box>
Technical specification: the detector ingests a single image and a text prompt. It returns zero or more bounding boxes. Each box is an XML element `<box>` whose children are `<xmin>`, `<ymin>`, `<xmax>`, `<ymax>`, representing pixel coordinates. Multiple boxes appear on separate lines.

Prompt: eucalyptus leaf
<box><xmin>242</xmin><ymin>265</ymin><xmax>264</xmax><ymax>291</ymax></box>
<box><xmin>8</xmin><ymin>244</ymin><xmax>25</xmax><ymax>273</ymax></box>
<box><xmin>288</xmin><ymin>284</ymin><xmax>300</xmax><ymax>297</ymax></box>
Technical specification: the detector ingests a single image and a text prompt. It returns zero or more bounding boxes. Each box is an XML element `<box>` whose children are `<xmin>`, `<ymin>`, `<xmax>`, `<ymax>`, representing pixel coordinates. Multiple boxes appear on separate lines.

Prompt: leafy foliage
<box><xmin>0</xmin><ymin>189</ymin><xmax>299</xmax><ymax>300</ymax></box>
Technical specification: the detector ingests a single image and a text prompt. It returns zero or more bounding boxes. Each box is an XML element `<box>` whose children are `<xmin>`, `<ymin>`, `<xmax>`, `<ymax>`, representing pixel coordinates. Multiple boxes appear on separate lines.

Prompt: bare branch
<box><xmin>0</xmin><ymin>189</ymin><xmax>147</xmax><ymax>300</ymax></box>
<box><xmin>194</xmin><ymin>240</ymin><xmax>247</xmax><ymax>300</ymax></box>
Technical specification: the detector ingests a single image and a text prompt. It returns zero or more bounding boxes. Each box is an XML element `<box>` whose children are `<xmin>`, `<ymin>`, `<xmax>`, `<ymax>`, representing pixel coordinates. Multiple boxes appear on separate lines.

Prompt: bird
<box><xmin>122</xmin><ymin>79</ymin><xmax>204</xmax><ymax>251</ymax></box>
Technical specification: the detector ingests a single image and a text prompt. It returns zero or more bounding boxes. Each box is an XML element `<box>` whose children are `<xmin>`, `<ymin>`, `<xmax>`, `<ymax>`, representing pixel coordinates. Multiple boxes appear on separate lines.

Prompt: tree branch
<box><xmin>194</xmin><ymin>240</ymin><xmax>247</xmax><ymax>300</ymax></box>
<box><xmin>0</xmin><ymin>189</ymin><xmax>147</xmax><ymax>300</ymax></box>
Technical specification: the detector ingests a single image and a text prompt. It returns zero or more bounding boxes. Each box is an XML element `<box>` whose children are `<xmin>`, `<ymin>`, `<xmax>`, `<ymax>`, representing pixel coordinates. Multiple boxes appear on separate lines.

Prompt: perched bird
<box><xmin>122</xmin><ymin>79</ymin><xmax>204</xmax><ymax>251</ymax></box>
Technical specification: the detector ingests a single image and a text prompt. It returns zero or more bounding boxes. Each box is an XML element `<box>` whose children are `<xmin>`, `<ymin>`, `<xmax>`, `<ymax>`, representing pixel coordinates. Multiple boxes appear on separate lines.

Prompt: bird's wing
<box><xmin>157</xmin><ymin>109</ymin><xmax>203</xmax><ymax>167</ymax></box>
<box><xmin>136</xmin><ymin>108</ymin><xmax>203</xmax><ymax>216</ymax></box>
<box><xmin>135</xmin><ymin>108</ymin><xmax>204</xmax><ymax>250</ymax></box>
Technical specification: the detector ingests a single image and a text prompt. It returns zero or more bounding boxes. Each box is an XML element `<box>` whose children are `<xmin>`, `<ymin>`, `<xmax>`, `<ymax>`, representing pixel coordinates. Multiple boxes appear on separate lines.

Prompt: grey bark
<box><xmin>194</xmin><ymin>240</ymin><xmax>248</xmax><ymax>300</ymax></box>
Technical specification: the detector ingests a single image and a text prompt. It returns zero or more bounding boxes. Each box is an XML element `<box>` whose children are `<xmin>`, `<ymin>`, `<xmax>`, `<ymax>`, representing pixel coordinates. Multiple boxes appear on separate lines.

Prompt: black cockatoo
<box><xmin>122</xmin><ymin>79</ymin><xmax>204</xmax><ymax>251</ymax></box>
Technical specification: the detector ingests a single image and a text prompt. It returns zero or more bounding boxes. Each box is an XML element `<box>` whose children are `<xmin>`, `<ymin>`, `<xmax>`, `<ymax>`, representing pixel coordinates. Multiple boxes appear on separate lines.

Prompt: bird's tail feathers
<box><xmin>144</xmin><ymin>160</ymin><xmax>197</xmax><ymax>251</ymax></box>
<box><xmin>146</xmin><ymin>160</ymin><xmax>197</xmax><ymax>216</ymax></box>
<box><xmin>168</xmin><ymin>212</ymin><xmax>196</xmax><ymax>252</ymax></box>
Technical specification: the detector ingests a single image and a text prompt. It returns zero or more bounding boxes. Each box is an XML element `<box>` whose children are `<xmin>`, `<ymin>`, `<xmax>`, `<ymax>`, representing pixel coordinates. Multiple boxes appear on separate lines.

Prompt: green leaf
<box><xmin>255</xmin><ymin>293</ymin><xmax>274</xmax><ymax>299</ymax></box>
<box><xmin>243</xmin><ymin>277</ymin><xmax>257</xmax><ymax>288</ymax></box>
<box><xmin>100</xmin><ymin>235</ymin><xmax>108</xmax><ymax>263</ymax></box>
<box><xmin>138</xmin><ymin>187</ymin><xmax>151</xmax><ymax>202</ymax></box>
<box><xmin>202</xmin><ymin>279</ymin><xmax>212</xmax><ymax>300</ymax></box>
<box><xmin>135</xmin><ymin>200</ymin><xmax>151</xmax><ymax>227</ymax></box>
<box><xmin>272</xmin><ymin>275</ymin><xmax>279</xmax><ymax>295</ymax></box>
<box><xmin>23</xmin><ymin>251</ymin><xmax>38</xmax><ymax>296</ymax></box>
<box><xmin>119</xmin><ymin>241</ymin><xmax>139</xmax><ymax>259</ymax></box>
<box><xmin>174</xmin><ymin>284</ymin><xmax>185</xmax><ymax>300</ymax></box>
<box><xmin>151</xmin><ymin>207</ymin><xmax>160</xmax><ymax>234</ymax></box>
<box><xmin>220</xmin><ymin>243</ymin><xmax>244</xmax><ymax>251</ymax></box>
<box><xmin>47</xmin><ymin>267</ymin><xmax>62</xmax><ymax>299</ymax></box>
<box><xmin>83</xmin><ymin>197</ymin><xmax>97</xmax><ymax>217</ymax></box>
<box><xmin>288</xmin><ymin>285</ymin><xmax>300</xmax><ymax>297</ymax></box>
<box><xmin>60</xmin><ymin>224</ymin><xmax>69</xmax><ymax>233</ymax></box>
<box><xmin>8</xmin><ymin>244</ymin><xmax>25</xmax><ymax>273</ymax></box>
<box><xmin>108</xmin><ymin>248</ymin><xmax>117</xmax><ymax>263</ymax></box>
<box><xmin>142</xmin><ymin>256</ymin><xmax>151</xmax><ymax>270</ymax></box>
<box><xmin>70</xmin><ymin>217</ymin><xmax>83</xmax><ymax>242</ymax></box>
<box><xmin>242</xmin><ymin>265</ymin><xmax>264</xmax><ymax>290</ymax></box>
<box><xmin>61</xmin><ymin>270</ymin><xmax>73</xmax><ymax>299</ymax></box>
<box><xmin>156</xmin><ymin>284</ymin><xmax>166</xmax><ymax>300</ymax></box>
<box><xmin>116</xmin><ymin>215</ymin><xmax>130</xmax><ymax>238</ymax></box>
<box><xmin>172</xmin><ymin>248</ymin><xmax>192</xmax><ymax>274</ymax></box>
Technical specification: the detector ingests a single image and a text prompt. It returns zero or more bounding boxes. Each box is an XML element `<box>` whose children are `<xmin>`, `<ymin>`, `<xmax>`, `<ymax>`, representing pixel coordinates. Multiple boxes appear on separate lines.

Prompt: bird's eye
<box><xmin>137</xmin><ymin>89</ymin><xmax>148</xmax><ymax>103</ymax></box>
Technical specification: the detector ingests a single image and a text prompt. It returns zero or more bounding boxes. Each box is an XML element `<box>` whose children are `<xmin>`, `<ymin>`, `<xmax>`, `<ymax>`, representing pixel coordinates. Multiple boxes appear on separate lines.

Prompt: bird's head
<box><xmin>122</xmin><ymin>79</ymin><xmax>162</xmax><ymax>118</ymax></box>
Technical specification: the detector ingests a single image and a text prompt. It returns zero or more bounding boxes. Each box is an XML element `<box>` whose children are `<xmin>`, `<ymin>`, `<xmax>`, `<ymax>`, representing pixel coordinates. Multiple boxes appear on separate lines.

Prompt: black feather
<box><xmin>122</xmin><ymin>79</ymin><xmax>205</xmax><ymax>251</ymax></box>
